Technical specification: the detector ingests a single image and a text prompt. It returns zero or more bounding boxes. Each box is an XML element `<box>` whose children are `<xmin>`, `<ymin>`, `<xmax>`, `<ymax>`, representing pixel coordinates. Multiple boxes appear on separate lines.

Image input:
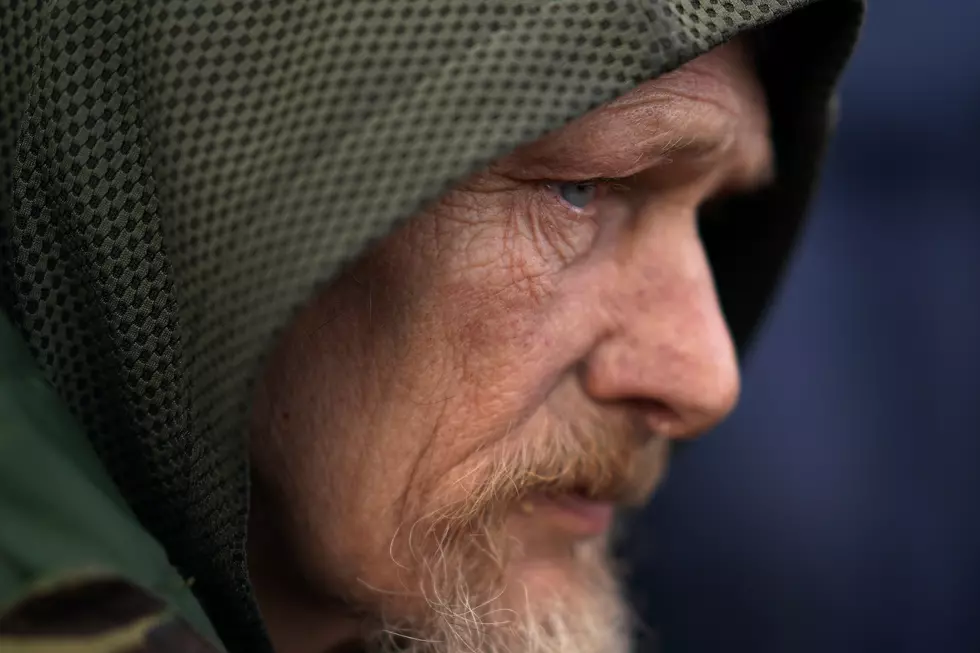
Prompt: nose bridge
<box><xmin>586</xmin><ymin>214</ymin><xmax>741</xmax><ymax>438</ymax></box>
<box><xmin>627</xmin><ymin>219</ymin><xmax>727</xmax><ymax>353</ymax></box>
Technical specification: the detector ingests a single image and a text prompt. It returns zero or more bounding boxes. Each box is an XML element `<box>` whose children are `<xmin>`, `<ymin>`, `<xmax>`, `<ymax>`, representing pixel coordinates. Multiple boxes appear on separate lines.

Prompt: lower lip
<box><xmin>528</xmin><ymin>494</ymin><xmax>616</xmax><ymax>536</ymax></box>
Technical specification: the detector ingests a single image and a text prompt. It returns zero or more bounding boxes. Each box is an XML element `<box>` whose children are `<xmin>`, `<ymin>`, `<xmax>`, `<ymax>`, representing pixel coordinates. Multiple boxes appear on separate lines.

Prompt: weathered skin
<box><xmin>248</xmin><ymin>38</ymin><xmax>773</xmax><ymax>653</ymax></box>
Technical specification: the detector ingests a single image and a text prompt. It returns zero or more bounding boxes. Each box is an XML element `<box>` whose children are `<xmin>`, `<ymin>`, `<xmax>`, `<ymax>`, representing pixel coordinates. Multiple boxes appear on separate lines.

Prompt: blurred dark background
<box><xmin>626</xmin><ymin>1</ymin><xmax>980</xmax><ymax>652</ymax></box>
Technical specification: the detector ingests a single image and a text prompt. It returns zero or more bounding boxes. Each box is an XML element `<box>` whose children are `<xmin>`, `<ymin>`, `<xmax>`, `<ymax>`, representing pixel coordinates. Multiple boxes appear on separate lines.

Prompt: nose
<box><xmin>579</xmin><ymin>214</ymin><xmax>741</xmax><ymax>440</ymax></box>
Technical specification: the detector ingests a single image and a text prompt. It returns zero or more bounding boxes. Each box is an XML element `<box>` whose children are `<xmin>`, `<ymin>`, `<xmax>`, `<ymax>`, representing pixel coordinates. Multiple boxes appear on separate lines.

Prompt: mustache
<box><xmin>437</xmin><ymin>411</ymin><xmax>667</xmax><ymax>530</ymax></box>
<box><xmin>381</xmin><ymin>408</ymin><xmax>663</xmax><ymax>615</ymax></box>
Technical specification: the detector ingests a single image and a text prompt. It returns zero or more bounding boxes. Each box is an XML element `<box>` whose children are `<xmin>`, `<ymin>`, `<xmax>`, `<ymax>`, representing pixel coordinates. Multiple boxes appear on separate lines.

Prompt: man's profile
<box><xmin>0</xmin><ymin>2</ymin><xmax>863</xmax><ymax>652</ymax></box>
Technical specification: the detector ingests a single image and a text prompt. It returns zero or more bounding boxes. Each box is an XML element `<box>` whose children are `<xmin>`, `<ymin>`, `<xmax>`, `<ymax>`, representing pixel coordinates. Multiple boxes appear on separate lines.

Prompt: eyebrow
<box><xmin>499</xmin><ymin>86</ymin><xmax>775</xmax><ymax>193</ymax></box>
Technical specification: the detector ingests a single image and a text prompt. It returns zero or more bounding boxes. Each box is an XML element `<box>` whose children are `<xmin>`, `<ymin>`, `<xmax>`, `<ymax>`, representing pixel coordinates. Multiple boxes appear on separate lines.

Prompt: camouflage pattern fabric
<box><xmin>0</xmin><ymin>313</ymin><xmax>224</xmax><ymax>650</ymax></box>
<box><xmin>0</xmin><ymin>573</ymin><xmax>219</xmax><ymax>652</ymax></box>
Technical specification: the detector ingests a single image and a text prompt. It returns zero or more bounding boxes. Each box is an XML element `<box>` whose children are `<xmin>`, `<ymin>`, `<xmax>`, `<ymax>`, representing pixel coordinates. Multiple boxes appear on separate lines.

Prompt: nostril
<box><xmin>615</xmin><ymin>398</ymin><xmax>681</xmax><ymax>441</ymax></box>
<box><xmin>619</xmin><ymin>397</ymin><xmax>725</xmax><ymax>441</ymax></box>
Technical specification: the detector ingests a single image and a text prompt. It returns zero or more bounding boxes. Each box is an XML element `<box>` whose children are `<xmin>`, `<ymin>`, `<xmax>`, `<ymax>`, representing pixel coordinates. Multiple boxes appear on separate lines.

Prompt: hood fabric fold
<box><xmin>0</xmin><ymin>1</ymin><xmax>862</xmax><ymax>651</ymax></box>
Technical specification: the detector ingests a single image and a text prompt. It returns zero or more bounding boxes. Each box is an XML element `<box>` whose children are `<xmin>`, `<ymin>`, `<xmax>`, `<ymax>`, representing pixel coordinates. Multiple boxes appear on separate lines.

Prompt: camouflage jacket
<box><xmin>0</xmin><ymin>313</ymin><xmax>225</xmax><ymax>652</ymax></box>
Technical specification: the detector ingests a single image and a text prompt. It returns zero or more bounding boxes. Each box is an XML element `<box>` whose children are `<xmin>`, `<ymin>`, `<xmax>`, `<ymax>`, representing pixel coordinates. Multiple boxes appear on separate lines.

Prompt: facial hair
<box><xmin>360</xmin><ymin>405</ymin><xmax>660</xmax><ymax>653</ymax></box>
<box><xmin>365</xmin><ymin>531</ymin><xmax>632</xmax><ymax>653</ymax></box>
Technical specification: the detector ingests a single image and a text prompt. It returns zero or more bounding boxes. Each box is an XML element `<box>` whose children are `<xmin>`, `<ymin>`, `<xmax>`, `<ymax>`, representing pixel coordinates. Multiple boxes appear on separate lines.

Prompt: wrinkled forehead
<box><xmin>500</xmin><ymin>35</ymin><xmax>773</xmax><ymax>193</ymax></box>
<box><xmin>645</xmin><ymin>34</ymin><xmax>760</xmax><ymax>99</ymax></box>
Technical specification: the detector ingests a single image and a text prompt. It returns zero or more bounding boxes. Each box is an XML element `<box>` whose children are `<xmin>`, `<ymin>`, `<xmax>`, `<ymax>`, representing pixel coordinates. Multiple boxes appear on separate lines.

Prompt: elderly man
<box><xmin>0</xmin><ymin>1</ymin><xmax>862</xmax><ymax>652</ymax></box>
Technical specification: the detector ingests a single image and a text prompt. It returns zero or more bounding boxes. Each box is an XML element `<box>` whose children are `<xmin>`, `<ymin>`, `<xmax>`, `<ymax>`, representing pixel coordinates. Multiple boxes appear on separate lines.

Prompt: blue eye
<box><xmin>554</xmin><ymin>181</ymin><xmax>598</xmax><ymax>210</ymax></box>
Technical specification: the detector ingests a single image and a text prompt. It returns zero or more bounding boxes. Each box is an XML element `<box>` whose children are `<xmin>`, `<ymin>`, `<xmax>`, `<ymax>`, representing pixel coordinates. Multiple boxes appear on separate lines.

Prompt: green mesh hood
<box><xmin>0</xmin><ymin>2</ymin><xmax>863</xmax><ymax>651</ymax></box>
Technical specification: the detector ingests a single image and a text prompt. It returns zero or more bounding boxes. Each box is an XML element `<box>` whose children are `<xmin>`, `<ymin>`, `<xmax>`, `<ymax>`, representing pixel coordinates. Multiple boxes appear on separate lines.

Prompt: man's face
<box><xmin>250</xmin><ymin>38</ymin><xmax>772</xmax><ymax>653</ymax></box>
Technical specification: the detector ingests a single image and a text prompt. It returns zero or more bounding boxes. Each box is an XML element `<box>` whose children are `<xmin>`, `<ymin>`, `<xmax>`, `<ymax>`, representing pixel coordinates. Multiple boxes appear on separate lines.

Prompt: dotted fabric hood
<box><xmin>0</xmin><ymin>1</ymin><xmax>862</xmax><ymax>651</ymax></box>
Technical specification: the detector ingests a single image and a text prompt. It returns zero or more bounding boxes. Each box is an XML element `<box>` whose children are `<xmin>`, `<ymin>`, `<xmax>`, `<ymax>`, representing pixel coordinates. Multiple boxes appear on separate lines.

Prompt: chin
<box><xmin>364</xmin><ymin>516</ymin><xmax>633</xmax><ymax>653</ymax></box>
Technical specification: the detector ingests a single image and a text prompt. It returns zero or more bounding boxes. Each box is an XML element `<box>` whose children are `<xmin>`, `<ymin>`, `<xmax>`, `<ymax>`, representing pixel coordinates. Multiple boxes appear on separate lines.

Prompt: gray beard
<box><xmin>365</xmin><ymin>537</ymin><xmax>633</xmax><ymax>653</ymax></box>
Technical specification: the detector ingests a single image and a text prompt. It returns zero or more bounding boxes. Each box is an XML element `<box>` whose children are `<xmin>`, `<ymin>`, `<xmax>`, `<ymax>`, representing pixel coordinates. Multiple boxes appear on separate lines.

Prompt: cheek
<box><xmin>442</xmin><ymin>270</ymin><xmax>595</xmax><ymax>398</ymax></box>
<box><xmin>432</xmin><ymin>205</ymin><xmax>613</xmax><ymax>379</ymax></box>
<box><xmin>250</xmin><ymin>269</ymin><xmax>452</xmax><ymax>590</ymax></box>
<box><xmin>249</xmin><ymin>200</ymin><xmax>617</xmax><ymax>602</ymax></box>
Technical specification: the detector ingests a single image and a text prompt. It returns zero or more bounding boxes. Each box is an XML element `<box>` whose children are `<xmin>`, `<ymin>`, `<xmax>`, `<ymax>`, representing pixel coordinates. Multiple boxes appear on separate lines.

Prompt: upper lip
<box><xmin>543</xmin><ymin>481</ymin><xmax>632</xmax><ymax>505</ymax></box>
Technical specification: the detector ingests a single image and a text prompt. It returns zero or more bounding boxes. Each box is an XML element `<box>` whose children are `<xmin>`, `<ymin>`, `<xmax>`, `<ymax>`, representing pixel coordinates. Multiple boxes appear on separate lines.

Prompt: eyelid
<box><xmin>544</xmin><ymin>174</ymin><xmax>630</xmax><ymax>187</ymax></box>
<box><xmin>545</xmin><ymin>176</ymin><xmax>632</xmax><ymax>196</ymax></box>
<box><xmin>569</xmin><ymin>177</ymin><xmax>632</xmax><ymax>200</ymax></box>
<box><xmin>597</xmin><ymin>177</ymin><xmax>633</xmax><ymax>193</ymax></box>
<box><xmin>544</xmin><ymin>177</ymin><xmax>625</xmax><ymax>216</ymax></box>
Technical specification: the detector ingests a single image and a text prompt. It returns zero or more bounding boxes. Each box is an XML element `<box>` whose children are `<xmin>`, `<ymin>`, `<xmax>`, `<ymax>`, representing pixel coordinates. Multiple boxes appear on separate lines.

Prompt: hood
<box><xmin>0</xmin><ymin>1</ymin><xmax>863</xmax><ymax>651</ymax></box>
